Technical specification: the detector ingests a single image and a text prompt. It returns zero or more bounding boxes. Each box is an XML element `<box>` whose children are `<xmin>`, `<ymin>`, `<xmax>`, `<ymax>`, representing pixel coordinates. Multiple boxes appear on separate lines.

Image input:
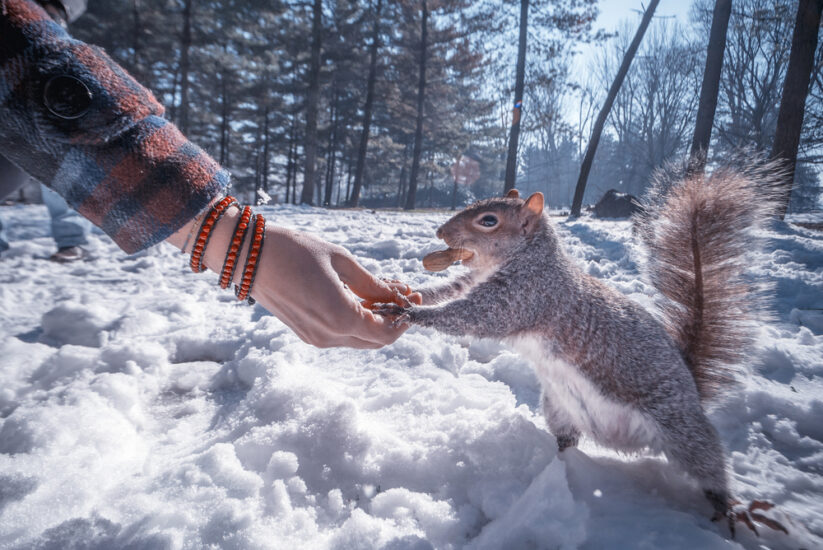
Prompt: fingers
<box><xmin>332</xmin><ymin>253</ymin><xmax>396</xmax><ymax>302</ymax></box>
<box><xmin>361</xmin><ymin>290</ymin><xmax>416</xmax><ymax>310</ymax></box>
<box><xmin>279</xmin><ymin>289</ymin><xmax>404</xmax><ymax>349</ymax></box>
<box><xmin>383</xmin><ymin>279</ymin><xmax>413</xmax><ymax>296</ymax></box>
<box><xmin>294</xmin><ymin>331</ymin><xmax>390</xmax><ymax>349</ymax></box>
<box><xmin>340</xmin><ymin>335</ymin><xmax>396</xmax><ymax>349</ymax></box>
<box><xmin>329</xmin><ymin>255</ymin><xmax>416</xmax><ymax>343</ymax></box>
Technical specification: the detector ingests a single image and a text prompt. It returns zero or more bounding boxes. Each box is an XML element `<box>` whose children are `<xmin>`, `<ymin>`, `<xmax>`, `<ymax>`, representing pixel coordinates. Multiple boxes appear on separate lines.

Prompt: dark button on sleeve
<box><xmin>43</xmin><ymin>74</ymin><xmax>92</xmax><ymax>120</ymax></box>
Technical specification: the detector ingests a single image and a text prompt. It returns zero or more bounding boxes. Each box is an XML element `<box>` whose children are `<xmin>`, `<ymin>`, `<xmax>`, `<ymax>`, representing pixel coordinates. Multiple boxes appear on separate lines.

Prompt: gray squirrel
<box><xmin>375</xmin><ymin>165</ymin><xmax>782</xmax><ymax>531</ymax></box>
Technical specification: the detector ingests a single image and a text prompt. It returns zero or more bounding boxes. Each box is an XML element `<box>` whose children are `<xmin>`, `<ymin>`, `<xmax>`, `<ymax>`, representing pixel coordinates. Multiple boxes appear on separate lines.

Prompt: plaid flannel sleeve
<box><xmin>0</xmin><ymin>0</ymin><xmax>229</xmax><ymax>253</ymax></box>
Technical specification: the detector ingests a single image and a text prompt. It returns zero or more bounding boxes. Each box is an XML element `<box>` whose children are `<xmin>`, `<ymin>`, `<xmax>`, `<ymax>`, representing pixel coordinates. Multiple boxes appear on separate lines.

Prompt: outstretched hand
<box><xmin>168</xmin><ymin>207</ymin><xmax>419</xmax><ymax>349</ymax></box>
<box><xmin>246</xmin><ymin>226</ymin><xmax>410</xmax><ymax>348</ymax></box>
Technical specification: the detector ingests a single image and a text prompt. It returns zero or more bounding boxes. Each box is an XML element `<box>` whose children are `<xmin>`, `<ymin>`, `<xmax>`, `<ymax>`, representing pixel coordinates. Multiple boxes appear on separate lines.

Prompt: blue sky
<box><xmin>573</xmin><ymin>0</ymin><xmax>692</xmax><ymax>73</ymax></box>
<box><xmin>595</xmin><ymin>0</ymin><xmax>691</xmax><ymax>27</ymax></box>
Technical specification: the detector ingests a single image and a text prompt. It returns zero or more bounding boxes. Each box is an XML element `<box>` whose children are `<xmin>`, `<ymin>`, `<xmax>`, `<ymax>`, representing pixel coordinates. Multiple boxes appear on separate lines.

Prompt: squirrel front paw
<box><xmin>371</xmin><ymin>301</ymin><xmax>413</xmax><ymax>327</ymax></box>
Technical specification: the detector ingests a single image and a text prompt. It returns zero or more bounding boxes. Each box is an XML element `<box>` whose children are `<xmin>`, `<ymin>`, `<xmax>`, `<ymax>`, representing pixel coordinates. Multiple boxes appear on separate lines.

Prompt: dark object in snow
<box><xmin>594</xmin><ymin>189</ymin><xmax>643</xmax><ymax>218</ymax></box>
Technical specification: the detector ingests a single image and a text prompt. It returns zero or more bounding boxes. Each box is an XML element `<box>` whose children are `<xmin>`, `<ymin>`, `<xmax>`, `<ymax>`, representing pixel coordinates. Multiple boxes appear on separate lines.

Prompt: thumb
<box><xmin>332</xmin><ymin>253</ymin><xmax>395</xmax><ymax>302</ymax></box>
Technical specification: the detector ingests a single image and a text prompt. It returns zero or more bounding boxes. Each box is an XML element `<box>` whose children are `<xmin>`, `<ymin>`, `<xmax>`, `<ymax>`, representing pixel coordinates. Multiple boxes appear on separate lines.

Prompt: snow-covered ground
<box><xmin>0</xmin><ymin>203</ymin><xmax>821</xmax><ymax>550</ymax></box>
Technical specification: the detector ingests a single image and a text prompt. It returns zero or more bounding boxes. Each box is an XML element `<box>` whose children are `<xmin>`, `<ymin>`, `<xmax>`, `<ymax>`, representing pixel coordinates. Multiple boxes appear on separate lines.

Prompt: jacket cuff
<box><xmin>51</xmin><ymin>115</ymin><xmax>230</xmax><ymax>254</ymax></box>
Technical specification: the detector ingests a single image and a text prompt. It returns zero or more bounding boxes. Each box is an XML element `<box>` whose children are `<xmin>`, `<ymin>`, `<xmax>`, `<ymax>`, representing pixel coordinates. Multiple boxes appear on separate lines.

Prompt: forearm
<box><xmin>417</xmin><ymin>273</ymin><xmax>474</xmax><ymax>305</ymax></box>
<box><xmin>407</xmin><ymin>300</ymin><xmax>509</xmax><ymax>339</ymax></box>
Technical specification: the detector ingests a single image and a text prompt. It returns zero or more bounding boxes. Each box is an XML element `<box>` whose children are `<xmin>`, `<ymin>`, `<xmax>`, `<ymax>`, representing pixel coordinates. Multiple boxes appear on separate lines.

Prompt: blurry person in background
<box><xmin>40</xmin><ymin>184</ymin><xmax>90</xmax><ymax>262</ymax></box>
<box><xmin>0</xmin><ymin>0</ymin><xmax>90</xmax><ymax>261</ymax></box>
<box><xmin>0</xmin><ymin>155</ymin><xmax>90</xmax><ymax>261</ymax></box>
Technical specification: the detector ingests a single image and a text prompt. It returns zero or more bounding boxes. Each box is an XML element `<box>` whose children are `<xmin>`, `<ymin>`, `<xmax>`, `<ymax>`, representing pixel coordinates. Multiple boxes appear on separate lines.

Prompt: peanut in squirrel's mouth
<box><xmin>422</xmin><ymin>248</ymin><xmax>475</xmax><ymax>272</ymax></box>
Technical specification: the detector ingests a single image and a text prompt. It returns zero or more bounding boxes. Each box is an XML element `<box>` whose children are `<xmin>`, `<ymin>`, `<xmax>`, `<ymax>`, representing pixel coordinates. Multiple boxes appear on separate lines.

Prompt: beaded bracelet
<box><xmin>235</xmin><ymin>213</ymin><xmax>266</xmax><ymax>303</ymax></box>
<box><xmin>189</xmin><ymin>196</ymin><xmax>238</xmax><ymax>273</ymax></box>
<box><xmin>243</xmin><ymin>214</ymin><xmax>266</xmax><ymax>306</ymax></box>
<box><xmin>219</xmin><ymin>205</ymin><xmax>252</xmax><ymax>289</ymax></box>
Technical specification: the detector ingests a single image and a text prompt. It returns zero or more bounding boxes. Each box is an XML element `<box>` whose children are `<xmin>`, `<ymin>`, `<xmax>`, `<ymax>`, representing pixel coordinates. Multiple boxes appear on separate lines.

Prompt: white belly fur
<box><xmin>508</xmin><ymin>334</ymin><xmax>663</xmax><ymax>453</ymax></box>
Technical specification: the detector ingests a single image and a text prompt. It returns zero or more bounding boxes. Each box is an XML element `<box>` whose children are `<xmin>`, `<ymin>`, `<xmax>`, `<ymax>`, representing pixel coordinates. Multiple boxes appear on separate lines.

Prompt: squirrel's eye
<box><xmin>479</xmin><ymin>214</ymin><xmax>498</xmax><ymax>227</ymax></box>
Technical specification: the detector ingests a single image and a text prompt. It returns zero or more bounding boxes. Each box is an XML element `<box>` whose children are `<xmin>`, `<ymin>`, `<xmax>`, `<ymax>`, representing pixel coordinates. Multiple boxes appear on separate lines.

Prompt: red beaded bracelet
<box><xmin>235</xmin><ymin>213</ymin><xmax>266</xmax><ymax>302</ymax></box>
<box><xmin>189</xmin><ymin>196</ymin><xmax>238</xmax><ymax>273</ymax></box>
<box><xmin>219</xmin><ymin>205</ymin><xmax>252</xmax><ymax>289</ymax></box>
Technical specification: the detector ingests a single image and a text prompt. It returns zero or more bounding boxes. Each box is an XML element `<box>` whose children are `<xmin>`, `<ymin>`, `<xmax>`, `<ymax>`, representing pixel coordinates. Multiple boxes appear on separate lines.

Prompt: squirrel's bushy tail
<box><xmin>635</xmin><ymin>159</ymin><xmax>782</xmax><ymax>400</ymax></box>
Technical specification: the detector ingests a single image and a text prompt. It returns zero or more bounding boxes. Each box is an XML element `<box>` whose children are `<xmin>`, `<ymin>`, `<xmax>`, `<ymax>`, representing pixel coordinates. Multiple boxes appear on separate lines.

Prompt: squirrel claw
<box><xmin>726</xmin><ymin>500</ymin><xmax>789</xmax><ymax>538</ymax></box>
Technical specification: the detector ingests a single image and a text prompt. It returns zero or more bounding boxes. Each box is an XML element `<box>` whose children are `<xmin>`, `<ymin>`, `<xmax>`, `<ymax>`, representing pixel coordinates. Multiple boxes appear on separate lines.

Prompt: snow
<box><xmin>0</xmin><ymin>202</ymin><xmax>821</xmax><ymax>550</ymax></box>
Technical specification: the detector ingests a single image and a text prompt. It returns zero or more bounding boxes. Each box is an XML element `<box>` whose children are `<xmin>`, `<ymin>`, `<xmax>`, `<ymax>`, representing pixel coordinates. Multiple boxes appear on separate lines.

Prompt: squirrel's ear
<box><xmin>505</xmin><ymin>189</ymin><xmax>520</xmax><ymax>199</ymax></box>
<box><xmin>523</xmin><ymin>192</ymin><xmax>544</xmax><ymax>216</ymax></box>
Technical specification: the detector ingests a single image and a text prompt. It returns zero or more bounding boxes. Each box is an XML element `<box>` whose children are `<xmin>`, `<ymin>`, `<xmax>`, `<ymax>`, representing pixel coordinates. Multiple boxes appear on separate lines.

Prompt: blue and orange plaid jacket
<box><xmin>0</xmin><ymin>0</ymin><xmax>229</xmax><ymax>253</ymax></box>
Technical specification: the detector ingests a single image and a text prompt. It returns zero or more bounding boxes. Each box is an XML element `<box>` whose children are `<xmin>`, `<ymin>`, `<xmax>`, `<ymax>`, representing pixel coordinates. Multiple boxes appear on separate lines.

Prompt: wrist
<box><xmin>170</xmin><ymin>200</ymin><xmax>267</xmax><ymax>287</ymax></box>
<box><xmin>166</xmin><ymin>197</ymin><xmax>221</xmax><ymax>252</ymax></box>
<box><xmin>198</xmin><ymin>205</ymin><xmax>248</xmax><ymax>286</ymax></box>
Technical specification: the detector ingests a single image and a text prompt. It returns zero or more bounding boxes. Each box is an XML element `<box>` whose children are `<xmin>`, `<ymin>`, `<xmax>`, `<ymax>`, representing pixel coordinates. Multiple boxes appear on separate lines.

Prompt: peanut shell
<box><xmin>422</xmin><ymin>248</ymin><xmax>473</xmax><ymax>271</ymax></box>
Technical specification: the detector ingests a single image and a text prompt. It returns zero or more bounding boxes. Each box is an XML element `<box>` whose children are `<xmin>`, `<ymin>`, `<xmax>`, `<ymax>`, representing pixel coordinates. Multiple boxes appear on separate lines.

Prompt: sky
<box><xmin>563</xmin><ymin>0</ymin><xmax>694</xmax><ymax>132</ymax></box>
<box><xmin>572</xmin><ymin>0</ymin><xmax>693</xmax><ymax>76</ymax></box>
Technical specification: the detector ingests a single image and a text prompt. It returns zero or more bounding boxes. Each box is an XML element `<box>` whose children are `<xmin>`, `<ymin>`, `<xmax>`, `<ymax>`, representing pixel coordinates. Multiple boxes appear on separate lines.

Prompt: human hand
<box><xmin>242</xmin><ymin>225</ymin><xmax>412</xmax><ymax>348</ymax></box>
<box><xmin>169</xmin><ymin>207</ymin><xmax>416</xmax><ymax>348</ymax></box>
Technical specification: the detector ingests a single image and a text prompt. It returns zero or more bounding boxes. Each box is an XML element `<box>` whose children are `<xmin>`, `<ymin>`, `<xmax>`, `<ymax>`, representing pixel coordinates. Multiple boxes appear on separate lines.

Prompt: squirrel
<box><xmin>375</xmin><ymin>163</ymin><xmax>782</xmax><ymax>532</ymax></box>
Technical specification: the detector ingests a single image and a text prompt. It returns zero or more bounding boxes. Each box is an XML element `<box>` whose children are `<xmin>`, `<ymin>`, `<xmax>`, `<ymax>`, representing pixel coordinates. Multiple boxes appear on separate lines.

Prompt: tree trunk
<box><xmin>324</xmin><ymin>87</ymin><xmax>339</xmax><ymax>206</ymax></box>
<box><xmin>178</xmin><ymin>0</ymin><xmax>193</xmax><ymax>135</ymax></box>
<box><xmin>397</xmin><ymin>167</ymin><xmax>407</xmax><ymax>207</ymax></box>
<box><xmin>349</xmin><ymin>0</ymin><xmax>383</xmax><ymax>207</ymax></box>
<box><xmin>335</xmin><ymin>152</ymin><xmax>348</xmax><ymax>206</ymax></box>
<box><xmin>404</xmin><ymin>0</ymin><xmax>428</xmax><ymax>211</ymax></box>
<box><xmin>326</xmin><ymin>143</ymin><xmax>338</xmax><ymax>207</ymax></box>
<box><xmin>253</xmin><ymin>115</ymin><xmax>263</xmax><ymax>201</ymax></box>
<box><xmin>260</xmin><ymin>106</ymin><xmax>270</xmax><ymax>204</ymax></box>
<box><xmin>689</xmin><ymin>0</ymin><xmax>732</xmax><ymax>172</ymax></box>
<box><xmin>397</xmin><ymin>145</ymin><xmax>410</xmax><ymax>207</ymax></box>
<box><xmin>169</xmin><ymin>61</ymin><xmax>179</xmax><ymax>122</ymax></box>
<box><xmin>771</xmin><ymin>0</ymin><xmax>823</xmax><ymax>218</ymax></box>
<box><xmin>131</xmin><ymin>0</ymin><xmax>142</xmax><ymax>81</ymax></box>
<box><xmin>503</xmin><ymin>0</ymin><xmax>529</xmax><ymax>192</ymax></box>
<box><xmin>345</xmin><ymin>158</ymin><xmax>353</xmax><ymax>204</ymax></box>
<box><xmin>426</xmin><ymin>157</ymin><xmax>434</xmax><ymax>207</ymax></box>
<box><xmin>285</xmin><ymin>117</ymin><xmax>297</xmax><ymax>204</ymax></box>
<box><xmin>219</xmin><ymin>71</ymin><xmax>230</xmax><ymax>167</ymax></box>
<box><xmin>300</xmin><ymin>0</ymin><xmax>323</xmax><ymax>205</ymax></box>
<box><xmin>570</xmin><ymin>0</ymin><xmax>660</xmax><ymax>217</ymax></box>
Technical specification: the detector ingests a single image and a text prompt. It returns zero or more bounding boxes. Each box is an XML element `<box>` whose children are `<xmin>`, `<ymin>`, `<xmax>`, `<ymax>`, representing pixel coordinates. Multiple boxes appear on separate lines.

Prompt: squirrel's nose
<box><xmin>436</xmin><ymin>226</ymin><xmax>444</xmax><ymax>239</ymax></box>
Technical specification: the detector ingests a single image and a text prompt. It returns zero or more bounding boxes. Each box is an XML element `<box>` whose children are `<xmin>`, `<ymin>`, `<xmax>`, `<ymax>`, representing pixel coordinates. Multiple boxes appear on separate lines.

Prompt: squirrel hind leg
<box><xmin>541</xmin><ymin>392</ymin><xmax>581</xmax><ymax>451</ymax></box>
<box><xmin>705</xmin><ymin>489</ymin><xmax>735</xmax><ymax>536</ymax></box>
<box><xmin>655</xmin><ymin>410</ymin><xmax>731</xmax><ymax>522</ymax></box>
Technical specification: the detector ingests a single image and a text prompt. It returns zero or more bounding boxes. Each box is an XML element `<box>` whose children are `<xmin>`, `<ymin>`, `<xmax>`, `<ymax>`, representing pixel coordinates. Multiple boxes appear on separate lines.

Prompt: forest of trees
<box><xmin>71</xmin><ymin>0</ymin><xmax>823</xmax><ymax>212</ymax></box>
